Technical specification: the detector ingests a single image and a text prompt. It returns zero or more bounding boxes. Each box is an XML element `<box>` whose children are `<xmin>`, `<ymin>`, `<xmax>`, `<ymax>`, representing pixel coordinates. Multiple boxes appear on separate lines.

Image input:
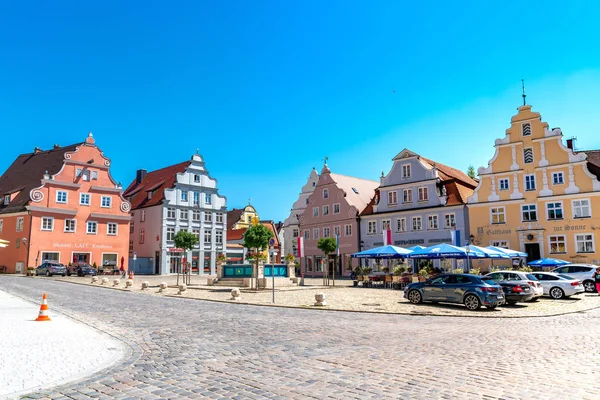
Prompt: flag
<box><xmin>297</xmin><ymin>237</ymin><xmax>304</xmax><ymax>258</ymax></box>
<box><xmin>335</xmin><ymin>234</ymin><xmax>340</xmax><ymax>256</ymax></box>
<box><xmin>451</xmin><ymin>230</ymin><xmax>461</xmax><ymax>246</ymax></box>
<box><xmin>383</xmin><ymin>229</ymin><xmax>392</xmax><ymax>246</ymax></box>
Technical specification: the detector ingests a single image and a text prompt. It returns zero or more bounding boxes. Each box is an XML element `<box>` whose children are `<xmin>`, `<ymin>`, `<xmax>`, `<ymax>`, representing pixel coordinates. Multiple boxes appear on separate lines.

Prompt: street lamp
<box><xmin>465</xmin><ymin>241</ymin><xmax>471</xmax><ymax>272</ymax></box>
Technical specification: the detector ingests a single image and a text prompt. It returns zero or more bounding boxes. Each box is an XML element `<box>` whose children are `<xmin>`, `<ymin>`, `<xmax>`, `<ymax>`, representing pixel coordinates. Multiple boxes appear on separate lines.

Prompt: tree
<box><xmin>317</xmin><ymin>237</ymin><xmax>337</xmax><ymax>286</ymax></box>
<box><xmin>467</xmin><ymin>165</ymin><xmax>477</xmax><ymax>179</ymax></box>
<box><xmin>174</xmin><ymin>230</ymin><xmax>199</xmax><ymax>285</ymax></box>
<box><xmin>243</xmin><ymin>224</ymin><xmax>273</xmax><ymax>290</ymax></box>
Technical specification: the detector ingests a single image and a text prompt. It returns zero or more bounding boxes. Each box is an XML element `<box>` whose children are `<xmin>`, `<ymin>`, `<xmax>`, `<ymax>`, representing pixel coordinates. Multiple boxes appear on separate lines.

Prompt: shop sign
<box><xmin>52</xmin><ymin>242</ymin><xmax>112</xmax><ymax>249</ymax></box>
<box><xmin>168</xmin><ymin>248</ymin><xmax>185</xmax><ymax>252</ymax></box>
<box><xmin>428</xmin><ymin>238</ymin><xmax>451</xmax><ymax>244</ymax></box>
<box><xmin>553</xmin><ymin>224</ymin><xmax>587</xmax><ymax>232</ymax></box>
<box><xmin>394</xmin><ymin>239</ymin><xmax>425</xmax><ymax>245</ymax></box>
<box><xmin>486</xmin><ymin>229</ymin><xmax>512</xmax><ymax>235</ymax></box>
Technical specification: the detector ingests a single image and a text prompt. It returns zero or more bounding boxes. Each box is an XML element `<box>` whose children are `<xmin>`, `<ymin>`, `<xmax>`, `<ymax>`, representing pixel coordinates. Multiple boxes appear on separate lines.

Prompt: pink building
<box><xmin>299</xmin><ymin>163</ymin><xmax>378</xmax><ymax>277</ymax></box>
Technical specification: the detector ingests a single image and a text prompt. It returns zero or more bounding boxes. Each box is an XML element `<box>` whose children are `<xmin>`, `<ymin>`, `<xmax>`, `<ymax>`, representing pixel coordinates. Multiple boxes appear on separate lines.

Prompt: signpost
<box><xmin>269</xmin><ymin>238</ymin><xmax>276</xmax><ymax>304</ymax></box>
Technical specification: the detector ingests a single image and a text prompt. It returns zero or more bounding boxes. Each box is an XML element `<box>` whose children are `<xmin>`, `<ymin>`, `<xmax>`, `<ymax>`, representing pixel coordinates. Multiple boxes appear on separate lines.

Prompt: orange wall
<box><xmin>0</xmin><ymin>213</ymin><xmax>32</xmax><ymax>273</ymax></box>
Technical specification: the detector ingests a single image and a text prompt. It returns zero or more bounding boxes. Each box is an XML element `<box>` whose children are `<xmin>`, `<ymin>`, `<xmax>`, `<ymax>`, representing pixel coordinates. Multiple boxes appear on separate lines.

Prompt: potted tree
<box><xmin>242</xmin><ymin>224</ymin><xmax>273</xmax><ymax>291</ymax></box>
<box><xmin>26</xmin><ymin>267</ymin><xmax>36</xmax><ymax>276</ymax></box>
<box><xmin>353</xmin><ymin>266</ymin><xmax>363</xmax><ymax>286</ymax></box>
<box><xmin>361</xmin><ymin>266</ymin><xmax>373</xmax><ymax>287</ymax></box>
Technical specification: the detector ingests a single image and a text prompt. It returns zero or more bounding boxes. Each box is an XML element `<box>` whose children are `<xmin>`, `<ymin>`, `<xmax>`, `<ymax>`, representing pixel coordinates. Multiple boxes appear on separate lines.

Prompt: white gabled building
<box><xmin>282</xmin><ymin>168</ymin><xmax>319</xmax><ymax>259</ymax></box>
<box><xmin>124</xmin><ymin>153</ymin><xmax>227</xmax><ymax>275</ymax></box>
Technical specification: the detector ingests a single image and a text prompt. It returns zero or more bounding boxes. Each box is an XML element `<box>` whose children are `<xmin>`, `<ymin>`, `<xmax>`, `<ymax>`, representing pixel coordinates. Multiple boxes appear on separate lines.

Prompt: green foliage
<box><xmin>246</xmin><ymin>251</ymin><xmax>267</xmax><ymax>261</ymax></box>
<box><xmin>470</xmin><ymin>268</ymin><xmax>481</xmax><ymax>275</ymax></box>
<box><xmin>216</xmin><ymin>253</ymin><xmax>227</xmax><ymax>263</ymax></box>
<box><xmin>317</xmin><ymin>237</ymin><xmax>337</xmax><ymax>255</ymax></box>
<box><xmin>467</xmin><ymin>165</ymin><xmax>477</xmax><ymax>179</ymax></box>
<box><xmin>174</xmin><ymin>230</ymin><xmax>199</xmax><ymax>251</ymax></box>
<box><xmin>92</xmin><ymin>262</ymin><xmax>98</xmax><ymax>269</ymax></box>
<box><xmin>243</xmin><ymin>224</ymin><xmax>273</xmax><ymax>251</ymax></box>
<box><xmin>489</xmin><ymin>266</ymin><xmax>502</xmax><ymax>273</ymax></box>
<box><xmin>353</xmin><ymin>265</ymin><xmax>363</xmax><ymax>275</ymax></box>
<box><xmin>284</xmin><ymin>253</ymin><xmax>296</xmax><ymax>263</ymax></box>
<box><xmin>361</xmin><ymin>266</ymin><xmax>373</xmax><ymax>275</ymax></box>
<box><xmin>392</xmin><ymin>265</ymin><xmax>406</xmax><ymax>276</ymax></box>
<box><xmin>517</xmin><ymin>265</ymin><xmax>533</xmax><ymax>272</ymax></box>
<box><xmin>450</xmin><ymin>268</ymin><xmax>465</xmax><ymax>274</ymax></box>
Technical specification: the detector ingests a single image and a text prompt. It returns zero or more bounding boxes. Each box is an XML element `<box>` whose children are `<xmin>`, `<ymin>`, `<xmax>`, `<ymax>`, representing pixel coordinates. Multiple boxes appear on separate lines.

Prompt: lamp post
<box><xmin>270</xmin><ymin>246</ymin><xmax>278</xmax><ymax>303</ymax></box>
<box><xmin>465</xmin><ymin>242</ymin><xmax>471</xmax><ymax>272</ymax></box>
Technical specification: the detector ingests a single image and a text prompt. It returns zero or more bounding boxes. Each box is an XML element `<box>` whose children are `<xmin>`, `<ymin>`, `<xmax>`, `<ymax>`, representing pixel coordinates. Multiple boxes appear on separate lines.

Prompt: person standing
<box><xmin>595</xmin><ymin>267</ymin><xmax>600</xmax><ymax>295</ymax></box>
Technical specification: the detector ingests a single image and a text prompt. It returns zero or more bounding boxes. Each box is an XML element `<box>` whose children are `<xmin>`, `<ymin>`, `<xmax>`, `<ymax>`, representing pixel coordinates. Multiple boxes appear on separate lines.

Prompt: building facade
<box><xmin>299</xmin><ymin>163</ymin><xmax>378</xmax><ymax>277</ymax></box>
<box><xmin>467</xmin><ymin>104</ymin><xmax>600</xmax><ymax>268</ymax></box>
<box><xmin>0</xmin><ymin>133</ymin><xmax>131</xmax><ymax>273</ymax></box>
<box><xmin>125</xmin><ymin>153</ymin><xmax>227</xmax><ymax>275</ymax></box>
<box><xmin>282</xmin><ymin>168</ymin><xmax>319</xmax><ymax>260</ymax></box>
<box><xmin>360</xmin><ymin>148</ymin><xmax>476</xmax><ymax>271</ymax></box>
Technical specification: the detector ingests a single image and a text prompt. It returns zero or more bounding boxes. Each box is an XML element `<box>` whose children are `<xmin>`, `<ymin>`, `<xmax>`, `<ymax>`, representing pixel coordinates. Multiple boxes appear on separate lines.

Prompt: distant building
<box><xmin>124</xmin><ymin>153</ymin><xmax>227</xmax><ymax>275</ymax></box>
<box><xmin>282</xmin><ymin>168</ymin><xmax>319</xmax><ymax>260</ymax></box>
<box><xmin>361</xmin><ymin>148</ymin><xmax>476</xmax><ymax>271</ymax></box>
<box><xmin>299</xmin><ymin>163</ymin><xmax>378</xmax><ymax>277</ymax></box>
<box><xmin>467</xmin><ymin>104</ymin><xmax>600</xmax><ymax>268</ymax></box>
<box><xmin>0</xmin><ymin>133</ymin><xmax>131</xmax><ymax>273</ymax></box>
<box><xmin>226</xmin><ymin>204</ymin><xmax>259</xmax><ymax>263</ymax></box>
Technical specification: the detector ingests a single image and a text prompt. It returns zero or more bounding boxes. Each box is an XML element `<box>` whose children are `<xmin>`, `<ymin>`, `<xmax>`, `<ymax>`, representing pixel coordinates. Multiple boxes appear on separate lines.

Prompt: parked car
<box><xmin>498</xmin><ymin>282</ymin><xmax>534</xmax><ymax>305</ymax></box>
<box><xmin>550</xmin><ymin>264</ymin><xmax>597</xmax><ymax>293</ymax></box>
<box><xmin>531</xmin><ymin>272</ymin><xmax>585</xmax><ymax>299</ymax></box>
<box><xmin>404</xmin><ymin>273</ymin><xmax>504</xmax><ymax>311</ymax></box>
<box><xmin>484</xmin><ymin>271</ymin><xmax>544</xmax><ymax>300</ymax></box>
<box><xmin>67</xmin><ymin>263</ymin><xmax>97</xmax><ymax>277</ymax></box>
<box><xmin>35</xmin><ymin>262</ymin><xmax>67</xmax><ymax>277</ymax></box>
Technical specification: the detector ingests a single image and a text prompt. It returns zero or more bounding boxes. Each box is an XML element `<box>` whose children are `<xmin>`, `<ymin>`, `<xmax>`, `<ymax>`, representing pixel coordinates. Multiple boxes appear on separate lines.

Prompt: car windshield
<box><xmin>480</xmin><ymin>277</ymin><xmax>497</xmax><ymax>285</ymax></box>
<box><xmin>558</xmin><ymin>274</ymin><xmax>575</xmax><ymax>280</ymax></box>
<box><xmin>50</xmin><ymin>264</ymin><xmax>65</xmax><ymax>268</ymax></box>
<box><xmin>525</xmin><ymin>274</ymin><xmax>538</xmax><ymax>280</ymax></box>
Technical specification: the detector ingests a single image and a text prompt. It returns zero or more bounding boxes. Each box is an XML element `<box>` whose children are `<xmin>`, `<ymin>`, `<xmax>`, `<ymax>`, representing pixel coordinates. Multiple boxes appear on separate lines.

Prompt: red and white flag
<box><xmin>383</xmin><ymin>229</ymin><xmax>392</xmax><ymax>246</ymax></box>
<box><xmin>297</xmin><ymin>237</ymin><xmax>304</xmax><ymax>257</ymax></box>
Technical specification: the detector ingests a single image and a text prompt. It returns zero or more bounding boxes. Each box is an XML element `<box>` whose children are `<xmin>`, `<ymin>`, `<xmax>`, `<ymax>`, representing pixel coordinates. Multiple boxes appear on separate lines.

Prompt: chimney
<box><xmin>33</xmin><ymin>147</ymin><xmax>42</xmax><ymax>154</ymax></box>
<box><xmin>53</xmin><ymin>144</ymin><xmax>60</xmax><ymax>150</ymax></box>
<box><xmin>136</xmin><ymin>169</ymin><xmax>147</xmax><ymax>184</ymax></box>
<box><xmin>566</xmin><ymin>139</ymin><xmax>574</xmax><ymax>150</ymax></box>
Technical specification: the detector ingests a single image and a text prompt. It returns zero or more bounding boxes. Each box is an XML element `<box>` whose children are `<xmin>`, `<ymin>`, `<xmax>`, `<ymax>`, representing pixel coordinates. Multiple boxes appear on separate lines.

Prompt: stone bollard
<box><xmin>158</xmin><ymin>282</ymin><xmax>168</xmax><ymax>292</ymax></box>
<box><xmin>230</xmin><ymin>288</ymin><xmax>241</xmax><ymax>301</ymax></box>
<box><xmin>314</xmin><ymin>292</ymin><xmax>327</xmax><ymax>306</ymax></box>
<box><xmin>101</xmin><ymin>277</ymin><xmax>109</xmax><ymax>285</ymax></box>
<box><xmin>178</xmin><ymin>284</ymin><xmax>187</xmax><ymax>295</ymax></box>
<box><xmin>141</xmin><ymin>281</ymin><xmax>149</xmax><ymax>290</ymax></box>
<box><xmin>91</xmin><ymin>276</ymin><xmax>98</xmax><ymax>284</ymax></box>
<box><xmin>113</xmin><ymin>279</ymin><xmax>120</xmax><ymax>287</ymax></box>
<box><xmin>126</xmin><ymin>279</ymin><xmax>133</xmax><ymax>288</ymax></box>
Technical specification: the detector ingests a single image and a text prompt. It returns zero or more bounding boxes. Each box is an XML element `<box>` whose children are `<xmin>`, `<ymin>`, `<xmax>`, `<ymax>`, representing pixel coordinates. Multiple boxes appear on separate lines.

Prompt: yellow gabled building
<box><xmin>467</xmin><ymin>103</ymin><xmax>600</xmax><ymax>269</ymax></box>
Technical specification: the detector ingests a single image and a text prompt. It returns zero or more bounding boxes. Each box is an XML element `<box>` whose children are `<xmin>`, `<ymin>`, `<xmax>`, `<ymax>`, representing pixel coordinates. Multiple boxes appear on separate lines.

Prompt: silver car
<box><xmin>531</xmin><ymin>272</ymin><xmax>585</xmax><ymax>299</ymax></box>
<box><xmin>551</xmin><ymin>264</ymin><xmax>597</xmax><ymax>293</ymax></box>
<box><xmin>35</xmin><ymin>262</ymin><xmax>67</xmax><ymax>277</ymax></box>
<box><xmin>484</xmin><ymin>270</ymin><xmax>544</xmax><ymax>299</ymax></box>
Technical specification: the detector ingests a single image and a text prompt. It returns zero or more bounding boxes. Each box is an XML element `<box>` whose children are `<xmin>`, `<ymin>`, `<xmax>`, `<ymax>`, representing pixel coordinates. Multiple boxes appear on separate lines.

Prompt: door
<box><xmin>155</xmin><ymin>251</ymin><xmax>161</xmax><ymax>275</ymax></box>
<box><xmin>444</xmin><ymin>275</ymin><xmax>472</xmax><ymax>303</ymax></box>
<box><xmin>525</xmin><ymin>243</ymin><xmax>540</xmax><ymax>263</ymax></box>
<box><xmin>422</xmin><ymin>275</ymin><xmax>447</xmax><ymax>301</ymax></box>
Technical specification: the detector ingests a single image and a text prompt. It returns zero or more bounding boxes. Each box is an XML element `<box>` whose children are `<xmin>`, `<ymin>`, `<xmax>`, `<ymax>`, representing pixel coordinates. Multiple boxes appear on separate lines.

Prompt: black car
<box><xmin>67</xmin><ymin>263</ymin><xmax>97</xmax><ymax>276</ymax></box>
<box><xmin>499</xmin><ymin>282</ymin><xmax>534</xmax><ymax>305</ymax></box>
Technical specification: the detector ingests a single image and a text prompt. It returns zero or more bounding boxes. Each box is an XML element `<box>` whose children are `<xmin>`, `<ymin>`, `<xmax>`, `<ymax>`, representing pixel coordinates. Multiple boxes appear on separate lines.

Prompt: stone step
<box><xmin>213</xmin><ymin>279</ymin><xmax>247</xmax><ymax>287</ymax></box>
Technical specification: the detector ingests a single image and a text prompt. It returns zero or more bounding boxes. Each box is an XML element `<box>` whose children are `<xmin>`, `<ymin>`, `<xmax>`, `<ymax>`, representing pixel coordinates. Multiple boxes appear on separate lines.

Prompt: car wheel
<box><xmin>486</xmin><ymin>305</ymin><xmax>497</xmax><ymax>310</ymax></box>
<box><xmin>45</xmin><ymin>271</ymin><xmax>50</xmax><ymax>277</ymax></box>
<box><xmin>549</xmin><ymin>287</ymin><xmax>565</xmax><ymax>299</ymax></box>
<box><xmin>62</xmin><ymin>274</ymin><xmax>66</xmax><ymax>277</ymax></box>
<box><xmin>35</xmin><ymin>271</ymin><xmax>38</xmax><ymax>276</ymax></box>
<box><xmin>67</xmin><ymin>272</ymin><xmax>71</xmax><ymax>276</ymax></box>
<box><xmin>583</xmin><ymin>280</ymin><xmax>596</xmax><ymax>293</ymax></box>
<box><xmin>463</xmin><ymin>294</ymin><xmax>481</xmax><ymax>311</ymax></box>
<box><xmin>77</xmin><ymin>272</ymin><xmax>83</xmax><ymax>277</ymax></box>
<box><xmin>528</xmin><ymin>297</ymin><xmax>539</xmax><ymax>302</ymax></box>
<box><xmin>506</xmin><ymin>301</ymin><xmax>517</xmax><ymax>306</ymax></box>
<box><xmin>408</xmin><ymin>290</ymin><xmax>422</xmax><ymax>304</ymax></box>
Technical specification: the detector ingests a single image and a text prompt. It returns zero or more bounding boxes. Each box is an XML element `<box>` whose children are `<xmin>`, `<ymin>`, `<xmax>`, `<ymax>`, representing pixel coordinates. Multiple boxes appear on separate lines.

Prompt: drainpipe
<box><xmin>25</xmin><ymin>211</ymin><xmax>33</xmax><ymax>269</ymax></box>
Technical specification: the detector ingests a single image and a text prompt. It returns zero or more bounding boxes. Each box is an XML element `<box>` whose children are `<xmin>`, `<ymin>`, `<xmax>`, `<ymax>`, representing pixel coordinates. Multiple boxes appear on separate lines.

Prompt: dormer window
<box><xmin>522</xmin><ymin>123</ymin><xmax>532</xmax><ymax>136</ymax></box>
<box><xmin>402</xmin><ymin>164</ymin><xmax>411</xmax><ymax>178</ymax></box>
<box><xmin>323</xmin><ymin>189</ymin><xmax>329</xmax><ymax>199</ymax></box>
<box><xmin>194</xmin><ymin>175</ymin><xmax>200</xmax><ymax>183</ymax></box>
<box><xmin>3</xmin><ymin>195</ymin><xmax>8</xmax><ymax>205</ymax></box>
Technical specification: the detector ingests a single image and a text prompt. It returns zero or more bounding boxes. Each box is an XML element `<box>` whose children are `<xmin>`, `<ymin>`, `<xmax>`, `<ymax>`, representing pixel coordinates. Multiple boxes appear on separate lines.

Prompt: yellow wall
<box><xmin>232</xmin><ymin>205</ymin><xmax>259</xmax><ymax>230</ymax></box>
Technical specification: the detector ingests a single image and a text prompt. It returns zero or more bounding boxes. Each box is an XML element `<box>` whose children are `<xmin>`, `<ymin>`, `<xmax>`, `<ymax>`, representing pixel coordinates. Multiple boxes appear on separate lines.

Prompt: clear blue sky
<box><xmin>2</xmin><ymin>1</ymin><xmax>600</xmax><ymax>222</ymax></box>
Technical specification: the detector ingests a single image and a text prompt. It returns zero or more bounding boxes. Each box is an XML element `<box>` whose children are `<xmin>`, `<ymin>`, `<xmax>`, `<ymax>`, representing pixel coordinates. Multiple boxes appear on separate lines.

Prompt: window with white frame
<box><xmin>523</xmin><ymin>148</ymin><xmax>534</xmax><ymax>164</ymax></box>
<box><xmin>313</xmin><ymin>207</ymin><xmax>319</xmax><ymax>217</ymax></box>
<box><xmin>525</xmin><ymin>174</ymin><xmax>536</xmax><ymax>191</ymax></box>
<box><xmin>215</xmin><ymin>231</ymin><xmax>223</xmax><ymax>244</ymax></box>
<box><xmin>181</xmin><ymin>190</ymin><xmax>188</xmax><ymax>201</ymax></box>
<box><xmin>166</xmin><ymin>227</ymin><xmax>175</xmax><ymax>241</ymax></box>
<box><xmin>323</xmin><ymin>227</ymin><xmax>330</xmax><ymax>238</ymax></box>
<box><xmin>216</xmin><ymin>212</ymin><xmax>223</xmax><ymax>223</ymax></box>
<box><xmin>402</xmin><ymin>164</ymin><xmax>411</xmax><ymax>178</ymax></box>
<box><xmin>412</xmin><ymin>216</ymin><xmax>422</xmax><ymax>231</ymax></box>
<box><xmin>573</xmin><ymin>199</ymin><xmax>591</xmax><ymax>218</ymax></box>
<box><xmin>444</xmin><ymin>213</ymin><xmax>456</xmax><ymax>228</ymax></box>
<box><xmin>139</xmin><ymin>228</ymin><xmax>145</xmax><ymax>243</ymax></box>
<box><xmin>304</xmin><ymin>230</ymin><xmax>310</xmax><ymax>240</ymax></box>
<box><xmin>101</xmin><ymin>196</ymin><xmax>112</xmax><ymax>208</ymax></box>
<box><xmin>56</xmin><ymin>191</ymin><xmax>67</xmax><ymax>204</ymax></box>
<box><xmin>546</xmin><ymin>202</ymin><xmax>563</xmax><ymax>220</ymax></box>
<box><xmin>192</xmin><ymin>210</ymin><xmax>200</xmax><ymax>221</ymax></box>
<box><xmin>403</xmin><ymin>189</ymin><xmax>412</xmax><ymax>203</ymax></box>
<box><xmin>205</xmin><ymin>193</ymin><xmax>212</xmax><ymax>205</ymax></box>
<box><xmin>3</xmin><ymin>194</ymin><xmax>9</xmax><ymax>205</ymax></box>
<box><xmin>292</xmin><ymin>228</ymin><xmax>299</xmax><ymax>238</ymax></box>
<box><xmin>521</xmin><ymin>204</ymin><xmax>537</xmax><ymax>222</ymax></box>
<box><xmin>575</xmin><ymin>234</ymin><xmax>594</xmax><ymax>253</ymax></box>
<box><xmin>16</xmin><ymin>217</ymin><xmax>24</xmax><ymax>232</ymax></box>
<box><xmin>75</xmin><ymin>168</ymin><xmax>83</xmax><ymax>178</ymax></box>
<box><xmin>193</xmin><ymin>191</ymin><xmax>199</xmax><ymax>205</ymax></box>
<box><xmin>82</xmin><ymin>170</ymin><xmax>90</xmax><ymax>181</ymax></box>
<box><xmin>334</xmin><ymin>226</ymin><xmax>341</xmax><ymax>236</ymax></box>
<box><xmin>107</xmin><ymin>222</ymin><xmax>118</xmax><ymax>236</ymax></box>
<box><xmin>418</xmin><ymin>187</ymin><xmax>428</xmax><ymax>202</ymax></box>
<box><xmin>382</xmin><ymin>219</ymin><xmax>391</xmax><ymax>231</ymax></box>
<box><xmin>41</xmin><ymin>217</ymin><xmax>53</xmax><ymax>231</ymax></box>
<box><xmin>345</xmin><ymin>224</ymin><xmax>352</xmax><ymax>236</ymax></box>
<box><xmin>80</xmin><ymin>193</ymin><xmax>91</xmax><ymax>206</ymax></box>
<box><xmin>396</xmin><ymin>218</ymin><xmax>406</xmax><ymax>232</ymax></box>
<box><xmin>86</xmin><ymin>221</ymin><xmax>97</xmax><ymax>234</ymax></box>
<box><xmin>194</xmin><ymin>174</ymin><xmax>200</xmax><ymax>183</ymax></box>
<box><xmin>491</xmin><ymin>207</ymin><xmax>506</xmax><ymax>224</ymax></box>
<box><xmin>323</xmin><ymin>189</ymin><xmax>328</xmax><ymax>199</ymax></box>
<box><xmin>204</xmin><ymin>230</ymin><xmax>212</xmax><ymax>243</ymax></box>
<box><xmin>167</xmin><ymin>207</ymin><xmax>176</xmax><ymax>219</ymax></box>
<box><xmin>367</xmin><ymin>221</ymin><xmax>377</xmax><ymax>235</ymax></box>
<box><xmin>388</xmin><ymin>191</ymin><xmax>397</xmax><ymax>205</ymax></box>
<box><xmin>204</xmin><ymin>212</ymin><xmax>212</xmax><ymax>222</ymax></box>
<box><xmin>522</xmin><ymin>122</ymin><xmax>531</xmax><ymax>136</ymax></box>
<box><xmin>140</xmin><ymin>209</ymin><xmax>146</xmax><ymax>222</ymax></box>
<box><xmin>91</xmin><ymin>170</ymin><xmax>98</xmax><ymax>180</ymax></box>
<box><xmin>552</xmin><ymin>172</ymin><xmax>564</xmax><ymax>185</ymax></box>
<box><xmin>180</xmin><ymin>209</ymin><xmax>188</xmax><ymax>220</ymax></box>
<box><xmin>313</xmin><ymin>228</ymin><xmax>319</xmax><ymax>240</ymax></box>
<box><xmin>427</xmin><ymin>215</ymin><xmax>438</xmax><ymax>230</ymax></box>
<box><xmin>549</xmin><ymin>235</ymin><xmax>566</xmax><ymax>254</ymax></box>
<box><xmin>64</xmin><ymin>219</ymin><xmax>76</xmax><ymax>232</ymax></box>
<box><xmin>323</xmin><ymin>205</ymin><xmax>329</xmax><ymax>215</ymax></box>
<box><xmin>499</xmin><ymin>178</ymin><xmax>509</xmax><ymax>191</ymax></box>
<box><xmin>490</xmin><ymin>240</ymin><xmax>509</xmax><ymax>248</ymax></box>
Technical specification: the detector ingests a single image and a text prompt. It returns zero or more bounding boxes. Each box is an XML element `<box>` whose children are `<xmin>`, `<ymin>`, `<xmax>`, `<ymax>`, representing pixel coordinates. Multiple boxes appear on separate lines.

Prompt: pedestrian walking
<box><xmin>120</xmin><ymin>265</ymin><xmax>126</xmax><ymax>278</ymax></box>
<box><xmin>595</xmin><ymin>267</ymin><xmax>600</xmax><ymax>295</ymax></box>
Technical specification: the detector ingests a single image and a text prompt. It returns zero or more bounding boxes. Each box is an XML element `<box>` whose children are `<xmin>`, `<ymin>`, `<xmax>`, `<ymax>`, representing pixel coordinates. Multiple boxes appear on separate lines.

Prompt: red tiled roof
<box><xmin>123</xmin><ymin>161</ymin><xmax>190</xmax><ymax>210</ymax></box>
<box><xmin>584</xmin><ymin>150</ymin><xmax>600</xmax><ymax>180</ymax></box>
<box><xmin>227</xmin><ymin>228</ymin><xmax>246</xmax><ymax>241</ymax></box>
<box><xmin>420</xmin><ymin>156</ymin><xmax>478</xmax><ymax>187</ymax></box>
<box><xmin>0</xmin><ymin>143</ymin><xmax>82</xmax><ymax>215</ymax></box>
<box><xmin>445</xmin><ymin>181</ymin><xmax>474</xmax><ymax>206</ymax></box>
<box><xmin>260</xmin><ymin>220</ymin><xmax>281</xmax><ymax>247</ymax></box>
<box><xmin>226</xmin><ymin>208</ymin><xmax>244</xmax><ymax>230</ymax></box>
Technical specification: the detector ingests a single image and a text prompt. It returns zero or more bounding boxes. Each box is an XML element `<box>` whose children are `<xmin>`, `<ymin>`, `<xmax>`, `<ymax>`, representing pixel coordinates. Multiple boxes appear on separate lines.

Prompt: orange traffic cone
<box><xmin>129</xmin><ymin>271</ymin><xmax>134</xmax><ymax>280</ymax></box>
<box><xmin>35</xmin><ymin>293</ymin><xmax>51</xmax><ymax>321</ymax></box>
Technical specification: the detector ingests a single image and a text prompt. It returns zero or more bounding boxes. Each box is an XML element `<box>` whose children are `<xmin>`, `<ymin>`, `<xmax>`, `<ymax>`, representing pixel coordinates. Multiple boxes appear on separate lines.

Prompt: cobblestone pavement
<box><xmin>3</xmin><ymin>275</ymin><xmax>600</xmax><ymax>400</ymax></box>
